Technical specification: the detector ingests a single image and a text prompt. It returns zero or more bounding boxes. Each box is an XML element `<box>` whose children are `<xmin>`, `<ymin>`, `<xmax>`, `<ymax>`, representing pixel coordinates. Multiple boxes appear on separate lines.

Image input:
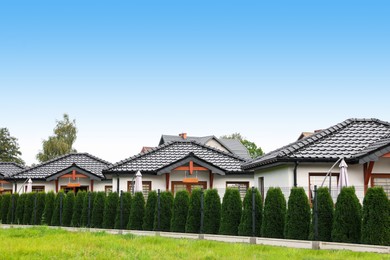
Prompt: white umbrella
<box><xmin>134</xmin><ymin>171</ymin><xmax>143</xmax><ymax>193</ymax></box>
<box><xmin>26</xmin><ymin>178</ymin><xmax>33</xmax><ymax>193</ymax></box>
<box><xmin>337</xmin><ymin>159</ymin><xmax>349</xmax><ymax>195</ymax></box>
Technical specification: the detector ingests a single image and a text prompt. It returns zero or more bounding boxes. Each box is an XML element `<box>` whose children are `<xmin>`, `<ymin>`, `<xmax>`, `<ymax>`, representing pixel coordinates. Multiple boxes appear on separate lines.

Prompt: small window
<box><xmin>226</xmin><ymin>182</ymin><xmax>249</xmax><ymax>199</ymax></box>
<box><xmin>128</xmin><ymin>181</ymin><xmax>152</xmax><ymax>199</ymax></box>
<box><xmin>372</xmin><ymin>176</ymin><xmax>390</xmax><ymax>199</ymax></box>
<box><xmin>32</xmin><ymin>186</ymin><xmax>45</xmax><ymax>193</ymax></box>
<box><xmin>105</xmin><ymin>185</ymin><xmax>113</xmax><ymax>194</ymax></box>
<box><xmin>309</xmin><ymin>173</ymin><xmax>339</xmax><ymax>201</ymax></box>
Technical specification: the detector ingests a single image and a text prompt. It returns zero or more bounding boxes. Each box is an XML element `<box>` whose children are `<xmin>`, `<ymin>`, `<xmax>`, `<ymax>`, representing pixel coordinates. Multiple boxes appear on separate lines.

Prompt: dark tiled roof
<box><xmin>106</xmin><ymin>141</ymin><xmax>247</xmax><ymax>173</ymax></box>
<box><xmin>219</xmin><ymin>138</ymin><xmax>251</xmax><ymax>159</ymax></box>
<box><xmin>243</xmin><ymin>118</ymin><xmax>390</xmax><ymax>170</ymax></box>
<box><xmin>0</xmin><ymin>162</ymin><xmax>25</xmax><ymax>177</ymax></box>
<box><xmin>12</xmin><ymin>153</ymin><xmax>111</xmax><ymax>180</ymax></box>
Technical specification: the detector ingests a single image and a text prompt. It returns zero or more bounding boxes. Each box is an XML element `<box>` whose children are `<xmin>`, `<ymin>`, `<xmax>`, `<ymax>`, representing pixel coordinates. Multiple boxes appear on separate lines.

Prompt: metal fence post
<box><xmin>157</xmin><ymin>189</ymin><xmax>161</xmax><ymax>231</ymax></box>
<box><xmin>314</xmin><ymin>185</ymin><xmax>318</xmax><ymax>241</ymax></box>
<box><xmin>200</xmin><ymin>188</ymin><xmax>204</xmax><ymax>234</ymax></box>
<box><xmin>252</xmin><ymin>186</ymin><xmax>255</xmax><ymax>237</ymax></box>
<box><xmin>11</xmin><ymin>194</ymin><xmax>15</xmax><ymax>224</ymax></box>
<box><xmin>120</xmin><ymin>190</ymin><xmax>123</xmax><ymax>229</ymax></box>
<box><xmin>88</xmin><ymin>192</ymin><xmax>91</xmax><ymax>228</ymax></box>
<box><xmin>33</xmin><ymin>193</ymin><xmax>37</xmax><ymax>225</ymax></box>
<box><xmin>59</xmin><ymin>192</ymin><xmax>63</xmax><ymax>226</ymax></box>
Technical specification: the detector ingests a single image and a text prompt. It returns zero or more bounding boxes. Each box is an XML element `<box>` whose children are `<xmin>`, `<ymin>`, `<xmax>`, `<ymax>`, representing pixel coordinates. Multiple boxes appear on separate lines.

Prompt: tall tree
<box><xmin>220</xmin><ymin>133</ymin><xmax>263</xmax><ymax>158</ymax></box>
<box><xmin>0</xmin><ymin>128</ymin><xmax>25</xmax><ymax>165</ymax></box>
<box><xmin>36</xmin><ymin>114</ymin><xmax>77</xmax><ymax>162</ymax></box>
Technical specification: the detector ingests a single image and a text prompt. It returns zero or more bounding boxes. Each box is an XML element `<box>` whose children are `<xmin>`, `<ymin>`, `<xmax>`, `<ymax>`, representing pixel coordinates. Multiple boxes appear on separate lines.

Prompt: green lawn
<box><xmin>0</xmin><ymin>227</ymin><xmax>388</xmax><ymax>259</ymax></box>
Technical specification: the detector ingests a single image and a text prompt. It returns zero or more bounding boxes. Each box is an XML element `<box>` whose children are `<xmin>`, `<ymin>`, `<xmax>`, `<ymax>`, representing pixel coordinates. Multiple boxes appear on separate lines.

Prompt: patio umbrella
<box><xmin>26</xmin><ymin>178</ymin><xmax>33</xmax><ymax>193</ymax></box>
<box><xmin>134</xmin><ymin>171</ymin><xmax>143</xmax><ymax>193</ymax></box>
<box><xmin>337</xmin><ymin>159</ymin><xmax>349</xmax><ymax>195</ymax></box>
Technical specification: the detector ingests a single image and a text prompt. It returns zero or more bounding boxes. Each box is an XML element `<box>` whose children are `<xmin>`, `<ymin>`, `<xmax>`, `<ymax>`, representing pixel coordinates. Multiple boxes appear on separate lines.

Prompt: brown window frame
<box><xmin>371</xmin><ymin>173</ymin><xmax>390</xmax><ymax>199</ymax></box>
<box><xmin>171</xmin><ymin>181</ymin><xmax>207</xmax><ymax>194</ymax></box>
<box><xmin>105</xmin><ymin>185</ymin><xmax>113</xmax><ymax>194</ymax></box>
<box><xmin>308</xmin><ymin>172</ymin><xmax>339</xmax><ymax>201</ymax></box>
<box><xmin>32</xmin><ymin>186</ymin><xmax>45</xmax><ymax>193</ymax></box>
<box><xmin>226</xmin><ymin>181</ymin><xmax>250</xmax><ymax>199</ymax></box>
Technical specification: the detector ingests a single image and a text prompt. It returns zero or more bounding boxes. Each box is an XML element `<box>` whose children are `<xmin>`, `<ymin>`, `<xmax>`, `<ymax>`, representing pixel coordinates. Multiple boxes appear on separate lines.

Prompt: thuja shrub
<box><xmin>262</xmin><ymin>187</ymin><xmax>286</xmax><ymax>238</ymax></box>
<box><xmin>312</xmin><ymin>187</ymin><xmax>334</xmax><ymax>241</ymax></box>
<box><xmin>15</xmin><ymin>193</ymin><xmax>27</xmax><ymax>224</ymax></box>
<box><xmin>1</xmin><ymin>194</ymin><xmax>11</xmax><ymax>223</ymax></box>
<box><xmin>23</xmin><ymin>193</ymin><xmax>36</xmax><ymax>225</ymax></box>
<box><xmin>62</xmin><ymin>191</ymin><xmax>75</xmax><ymax>226</ymax></box>
<box><xmin>204</xmin><ymin>189</ymin><xmax>221</xmax><ymax>234</ymax></box>
<box><xmin>362</xmin><ymin>187</ymin><xmax>390</xmax><ymax>246</ymax></box>
<box><xmin>51</xmin><ymin>191</ymin><xmax>65</xmax><ymax>226</ymax></box>
<box><xmin>91</xmin><ymin>191</ymin><xmax>106</xmax><ymax>228</ymax></box>
<box><xmin>81</xmin><ymin>192</ymin><xmax>96</xmax><ymax>227</ymax></box>
<box><xmin>142</xmin><ymin>191</ymin><xmax>156</xmax><ymax>231</ymax></box>
<box><xmin>153</xmin><ymin>191</ymin><xmax>173</xmax><ymax>232</ymax></box>
<box><xmin>103</xmin><ymin>192</ymin><xmax>119</xmax><ymax>229</ymax></box>
<box><xmin>71</xmin><ymin>191</ymin><xmax>86</xmax><ymax>227</ymax></box>
<box><xmin>128</xmin><ymin>192</ymin><xmax>145</xmax><ymax>230</ymax></box>
<box><xmin>42</xmin><ymin>191</ymin><xmax>55</xmax><ymax>225</ymax></box>
<box><xmin>285</xmin><ymin>187</ymin><xmax>310</xmax><ymax>240</ymax></box>
<box><xmin>171</xmin><ymin>190</ymin><xmax>190</xmax><ymax>232</ymax></box>
<box><xmin>238</xmin><ymin>188</ymin><xmax>262</xmax><ymax>237</ymax></box>
<box><xmin>7</xmin><ymin>194</ymin><xmax>19</xmax><ymax>224</ymax></box>
<box><xmin>31</xmin><ymin>192</ymin><xmax>46</xmax><ymax>225</ymax></box>
<box><xmin>332</xmin><ymin>187</ymin><xmax>361</xmax><ymax>243</ymax></box>
<box><xmin>185</xmin><ymin>188</ymin><xmax>202</xmax><ymax>233</ymax></box>
<box><xmin>219</xmin><ymin>188</ymin><xmax>242</xmax><ymax>236</ymax></box>
<box><xmin>115</xmin><ymin>192</ymin><xmax>132</xmax><ymax>229</ymax></box>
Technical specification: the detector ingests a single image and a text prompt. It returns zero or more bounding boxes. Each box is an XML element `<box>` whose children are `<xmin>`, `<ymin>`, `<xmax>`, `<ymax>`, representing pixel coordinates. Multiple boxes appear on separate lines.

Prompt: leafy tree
<box><xmin>220</xmin><ymin>133</ymin><xmax>263</xmax><ymax>158</ymax></box>
<box><xmin>152</xmin><ymin>191</ymin><xmax>173</xmax><ymax>232</ymax></box>
<box><xmin>219</xmin><ymin>188</ymin><xmax>242</xmax><ymax>235</ymax></box>
<box><xmin>7</xmin><ymin>193</ymin><xmax>19</xmax><ymax>224</ymax></box>
<box><xmin>115</xmin><ymin>192</ymin><xmax>132</xmax><ymax>229</ymax></box>
<box><xmin>23</xmin><ymin>193</ymin><xmax>36</xmax><ymax>224</ymax></box>
<box><xmin>91</xmin><ymin>192</ymin><xmax>106</xmax><ymax>228</ymax></box>
<box><xmin>71</xmin><ymin>191</ymin><xmax>86</xmax><ymax>227</ymax></box>
<box><xmin>262</xmin><ymin>187</ymin><xmax>286</xmax><ymax>238</ymax></box>
<box><xmin>63</xmin><ymin>191</ymin><xmax>75</xmax><ymax>226</ymax></box>
<box><xmin>185</xmin><ymin>188</ymin><xmax>202</xmax><ymax>233</ymax></box>
<box><xmin>31</xmin><ymin>192</ymin><xmax>46</xmax><ymax>225</ymax></box>
<box><xmin>128</xmin><ymin>192</ymin><xmax>145</xmax><ymax>230</ymax></box>
<box><xmin>0</xmin><ymin>128</ymin><xmax>25</xmax><ymax>165</ymax></box>
<box><xmin>42</xmin><ymin>191</ymin><xmax>55</xmax><ymax>225</ymax></box>
<box><xmin>238</xmin><ymin>188</ymin><xmax>262</xmax><ymax>237</ymax></box>
<box><xmin>1</xmin><ymin>194</ymin><xmax>11</xmax><ymax>223</ymax></box>
<box><xmin>171</xmin><ymin>190</ymin><xmax>190</xmax><ymax>232</ymax></box>
<box><xmin>361</xmin><ymin>187</ymin><xmax>390</xmax><ymax>246</ymax></box>
<box><xmin>36</xmin><ymin>114</ymin><xmax>77</xmax><ymax>162</ymax></box>
<box><xmin>51</xmin><ymin>191</ymin><xmax>65</xmax><ymax>226</ymax></box>
<box><xmin>311</xmin><ymin>187</ymin><xmax>334</xmax><ymax>241</ymax></box>
<box><xmin>204</xmin><ymin>189</ymin><xmax>221</xmax><ymax>234</ymax></box>
<box><xmin>81</xmin><ymin>192</ymin><xmax>96</xmax><ymax>227</ymax></box>
<box><xmin>15</xmin><ymin>193</ymin><xmax>27</xmax><ymax>224</ymax></box>
<box><xmin>142</xmin><ymin>191</ymin><xmax>156</xmax><ymax>231</ymax></box>
<box><xmin>285</xmin><ymin>187</ymin><xmax>310</xmax><ymax>240</ymax></box>
<box><xmin>332</xmin><ymin>187</ymin><xmax>361</xmax><ymax>243</ymax></box>
<box><xmin>103</xmin><ymin>192</ymin><xmax>119</xmax><ymax>229</ymax></box>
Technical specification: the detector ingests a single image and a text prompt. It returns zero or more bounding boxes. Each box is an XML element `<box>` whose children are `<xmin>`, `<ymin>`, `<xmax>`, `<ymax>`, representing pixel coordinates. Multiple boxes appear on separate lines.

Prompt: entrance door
<box><xmin>171</xmin><ymin>181</ymin><xmax>207</xmax><ymax>195</ymax></box>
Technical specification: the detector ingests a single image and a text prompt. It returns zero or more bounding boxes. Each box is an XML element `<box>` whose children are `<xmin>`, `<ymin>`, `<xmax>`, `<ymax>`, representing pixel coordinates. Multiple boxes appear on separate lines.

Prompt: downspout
<box><xmin>116</xmin><ymin>173</ymin><xmax>120</xmax><ymax>193</ymax></box>
<box><xmin>293</xmin><ymin>161</ymin><xmax>299</xmax><ymax>187</ymax></box>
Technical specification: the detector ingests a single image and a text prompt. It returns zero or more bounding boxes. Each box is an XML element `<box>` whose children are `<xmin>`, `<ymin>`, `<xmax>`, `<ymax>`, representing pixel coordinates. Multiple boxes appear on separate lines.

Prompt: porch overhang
<box><xmin>46</xmin><ymin>164</ymin><xmax>102</xmax><ymax>181</ymax></box>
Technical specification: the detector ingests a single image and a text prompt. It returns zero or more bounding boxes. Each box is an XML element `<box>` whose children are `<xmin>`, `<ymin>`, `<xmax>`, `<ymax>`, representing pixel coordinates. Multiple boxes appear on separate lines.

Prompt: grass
<box><xmin>0</xmin><ymin>227</ymin><xmax>388</xmax><ymax>259</ymax></box>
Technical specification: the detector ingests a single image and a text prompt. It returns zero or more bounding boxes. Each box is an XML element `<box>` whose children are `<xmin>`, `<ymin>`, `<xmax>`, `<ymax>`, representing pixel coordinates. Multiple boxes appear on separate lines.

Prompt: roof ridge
<box><xmin>0</xmin><ymin>161</ymin><xmax>25</xmax><ymax>169</ymax></box>
<box><xmin>81</xmin><ymin>152</ymin><xmax>112</xmax><ymax>166</ymax></box>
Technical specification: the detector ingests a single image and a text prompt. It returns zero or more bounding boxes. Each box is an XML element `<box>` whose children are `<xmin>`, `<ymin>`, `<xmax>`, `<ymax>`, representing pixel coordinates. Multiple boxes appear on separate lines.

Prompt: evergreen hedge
<box><xmin>22</xmin><ymin>193</ymin><xmax>36</xmax><ymax>225</ymax></box>
<box><xmin>285</xmin><ymin>187</ymin><xmax>310</xmax><ymax>240</ymax></box>
<box><xmin>7</xmin><ymin>194</ymin><xmax>19</xmax><ymax>224</ymax></box>
<box><xmin>1</xmin><ymin>194</ymin><xmax>11</xmax><ymax>223</ymax></box>
<box><xmin>362</xmin><ymin>187</ymin><xmax>390</xmax><ymax>246</ymax></box>
<box><xmin>31</xmin><ymin>192</ymin><xmax>46</xmax><ymax>225</ymax></box>
<box><xmin>15</xmin><ymin>193</ymin><xmax>27</xmax><ymax>224</ymax></box>
<box><xmin>51</xmin><ymin>191</ymin><xmax>65</xmax><ymax>226</ymax></box>
<box><xmin>81</xmin><ymin>191</ymin><xmax>96</xmax><ymax>227</ymax></box>
<box><xmin>171</xmin><ymin>190</ymin><xmax>190</xmax><ymax>232</ymax></box>
<box><xmin>312</xmin><ymin>187</ymin><xmax>334</xmax><ymax>241</ymax></box>
<box><xmin>142</xmin><ymin>191</ymin><xmax>156</xmax><ymax>231</ymax></box>
<box><xmin>185</xmin><ymin>188</ymin><xmax>202</xmax><ymax>233</ymax></box>
<box><xmin>115</xmin><ymin>192</ymin><xmax>132</xmax><ymax>229</ymax></box>
<box><xmin>238</xmin><ymin>187</ymin><xmax>262</xmax><ymax>237</ymax></box>
<box><xmin>71</xmin><ymin>191</ymin><xmax>86</xmax><ymax>227</ymax></box>
<box><xmin>128</xmin><ymin>192</ymin><xmax>145</xmax><ymax>230</ymax></box>
<box><xmin>103</xmin><ymin>192</ymin><xmax>119</xmax><ymax>229</ymax></box>
<box><xmin>219</xmin><ymin>188</ymin><xmax>242</xmax><ymax>235</ymax></box>
<box><xmin>42</xmin><ymin>191</ymin><xmax>55</xmax><ymax>225</ymax></box>
<box><xmin>0</xmin><ymin>195</ymin><xmax>2</xmax><ymax>221</ymax></box>
<box><xmin>332</xmin><ymin>186</ymin><xmax>361</xmax><ymax>243</ymax></box>
<box><xmin>154</xmin><ymin>191</ymin><xmax>173</xmax><ymax>232</ymax></box>
<box><xmin>204</xmin><ymin>189</ymin><xmax>221</xmax><ymax>234</ymax></box>
<box><xmin>91</xmin><ymin>191</ymin><xmax>106</xmax><ymax>228</ymax></box>
<box><xmin>62</xmin><ymin>191</ymin><xmax>75</xmax><ymax>226</ymax></box>
<box><xmin>262</xmin><ymin>187</ymin><xmax>286</xmax><ymax>238</ymax></box>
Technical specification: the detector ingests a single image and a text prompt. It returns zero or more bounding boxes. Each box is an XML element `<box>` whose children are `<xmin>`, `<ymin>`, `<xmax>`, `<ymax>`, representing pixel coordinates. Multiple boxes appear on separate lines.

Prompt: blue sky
<box><xmin>0</xmin><ymin>1</ymin><xmax>389</xmax><ymax>165</ymax></box>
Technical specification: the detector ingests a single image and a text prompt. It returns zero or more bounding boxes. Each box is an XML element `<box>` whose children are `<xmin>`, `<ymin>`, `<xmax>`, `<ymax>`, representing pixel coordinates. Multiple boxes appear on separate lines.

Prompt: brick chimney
<box><xmin>179</xmin><ymin>133</ymin><xmax>187</xmax><ymax>139</ymax></box>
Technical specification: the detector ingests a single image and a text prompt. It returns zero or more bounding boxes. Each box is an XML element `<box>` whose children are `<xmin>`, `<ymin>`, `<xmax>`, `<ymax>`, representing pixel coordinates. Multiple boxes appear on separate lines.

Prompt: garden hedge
<box><xmin>22</xmin><ymin>192</ymin><xmax>36</xmax><ymax>225</ymax></box>
<box><xmin>153</xmin><ymin>191</ymin><xmax>173</xmax><ymax>232</ymax></box>
<box><xmin>285</xmin><ymin>187</ymin><xmax>310</xmax><ymax>240</ymax></box>
<box><xmin>142</xmin><ymin>191</ymin><xmax>156</xmax><ymax>231</ymax></box>
<box><xmin>1</xmin><ymin>194</ymin><xmax>11</xmax><ymax>223</ymax></box>
<box><xmin>51</xmin><ymin>191</ymin><xmax>65</xmax><ymax>226</ymax></box>
<box><xmin>238</xmin><ymin>187</ymin><xmax>262</xmax><ymax>237</ymax></box>
<box><xmin>62</xmin><ymin>191</ymin><xmax>75</xmax><ymax>226</ymax></box>
<box><xmin>81</xmin><ymin>191</ymin><xmax>96</xmax><ymax>227</ymax></box>
<box><xmin>171</xmin><ymin>190</ymin><xmax>189</xmax><ymax>232</ymax></box>
<box><xmin>204</xmin><ymin>189</ymin><xmax>221</xmax><ymax>234</ymax></box>
<box><xmin>115</xmin><ymin>192</ymin><xmax>132</xmax><ymax>229</ymax></box>
<box><xmin>128</xmin><ymin>192</ymin><xmax>145</xmax><ymax>230</ymax></box>
<box><xmin>312</xmin><ymin>187</ymin><xmax>333</xmax><ymax>241</ymax></box>
<box><xmin>219</xmin><ymin>188</ymin><xmax>242</xmax><ymax>236</ymax></box>
<box><xmin>7</xmin><ymin>194</ymin><xmax>19</xmax><ymax>224</ymax></box>
<box><xmin>15</xmin><ymin>193</ymin><xmax>27</xmax><ymax>224</ymax></box>
<box><xmin>31</xmin><ymin>192</ymin><xmax>46</xmax><ymax>225</ymax></box>
<box><xmin>42</xmin><ymin>191</ymin><xmax>55</xmax><ymax>225</ymax></box>
<box><xmin>91</xmin><ymin>191</ymin><xmax>106</xmax><ymax>228</ymax></box>
<box><xmin>262</xmin><ymin>187</ymin><xmax>286</xmax><ymax>238</ymax></box>
<box><xmin>71</xmin><ymin>191</ymin><xmax>86</xmax><ymax>227</ymax></box>
<box><xmin>185</xmin><ymin>188</ymin><xmax>202</xmax><ymax>233</ymax></box>
<box><xmin>103</xmin><ymin>192</ymin><xmax>119</xmax><ymax>229</ymax></box>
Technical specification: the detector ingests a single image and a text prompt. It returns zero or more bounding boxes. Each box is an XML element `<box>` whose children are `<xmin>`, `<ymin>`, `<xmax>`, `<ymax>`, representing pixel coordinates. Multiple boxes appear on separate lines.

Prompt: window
<box><xmin>308</xmin><ymin>173</ymin><xmax>339</xmax><ymax>201</ymax></box>
<box><xmin>0</xmin><ymin>189</ymin><xmax>12</xmax><ymax>194</ymax></box>
<box><xmin>105</xmin><ymin>185</ymin><xmax>113</xmax><ymax>194</ymax></box>
<box><xmin>226</xmin><ymin>182</ymin><xmax>249</xmax><ymax>199</ymax></box>
<box><xmin>128</xmin><ymin>181</ymin><xmax>152</xmax><ymax>198</ymax></box>
<box><xmin>372</xmin><ymin>175</ymin><xmax>390</xmax><ymax>199</ymax></box>
<box><xmin>171</xmin><ymin>181</ymin><xmax>207</xmax><ymax>195</ymax></box>
<box><xmin>32</xmin><ymin>186</ymin><xmax>45</xmax><ymax>193</ymax></box>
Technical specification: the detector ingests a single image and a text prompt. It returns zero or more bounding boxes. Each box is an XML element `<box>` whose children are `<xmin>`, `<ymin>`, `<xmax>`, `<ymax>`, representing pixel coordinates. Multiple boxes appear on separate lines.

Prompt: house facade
<box><xmin>0</xmin><ymin>162</ymin><xmax>25</xmax><ymax>194</ymax></box>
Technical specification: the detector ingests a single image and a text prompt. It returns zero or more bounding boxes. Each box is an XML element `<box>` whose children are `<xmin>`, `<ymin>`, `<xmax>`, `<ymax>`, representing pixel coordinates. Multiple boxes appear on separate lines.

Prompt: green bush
<box><xmin>1</xmin><ymin>194</ymin><xmax>11</xmax><ymax>223</ymax></box>
<box><xmin>262</xmin><ymin>187</ymin><xmax>286</xmax><ymax>238</ymax></box>
<box><xmin>103</xmin><ymin>192</ymin><xmax>119</xmax><ymax>229</ymax></box>
<box><xmin>219</xmin><ymin>188</ymin><xmax>242</xmax><ymax>235</ymax></box>
<box><xmin>362</xmin><ymin>187</ymin><xmax>390</xmax><ymax>246</ymax></box>
<box><xmin>332</xmin><ymin>187</ymin><xmax>361</xmax><ymax>243</ymax></box>
<box><xmin>15</xmin><ymin>193</ymin><xmax>27</xmax><ymax>224</ymax></box>
<box><xmin>115</xmin><ymin>192</ymin><xmax>132</xmax><ymax>229</ymax></box>
<box><xmin>128</xmin><ymin>192</ymin><xmax>145</xmax><ymax>230</ymax></box>
<box><xmin>311</xmin><ymin>187</ymin><xmax>334</xmax><ymax>241</ymax></box>
<box><xmin>185</xmin><ymin>188</ymin><xmax>202</xmax><ymax>233</ymax></box>
<box><xmin>23</xmin><ymin>193</ymin><xmax>36</xmax><ymax>225</ymax></box>
<box><xmin>81</xmin><ymin>191</ymin><xmax>96</xmax><ymax>227</ymax></box>
<box><xmin>7</xmin><ymin>194</ymin><xmax>19</xmax><ymax>224</ymax></box>
<box><xmin>285</xmin><ymin>187</ymin><xmax>310</xmax><ymax>240</ymax></box>
<box><xmin>153</xmin><ymin>191</ymin><xmax>173</xmax><ymax>232</ymax></box>
<box><xmin>171</xmin><ymin>190</ymin><xmax>190</xmax><ymax>232</ymax></box>
<box><xmin>142</xmin><ymin>191</ymin><xmax>156</xmax><ymax>231</ymax></box>
<box><xmin>51</xmin><ymin>191</ymin><xmax>65</xmax><ymax>226</ymax></box>
<box><xmin>71</xmin><ymin>191</ymin><xmax>86</xmax><ymax>227</ymax></box>
<box><xmin>31</xmin><ymin>192</ymin><xmax>46</xmax><ymax>225</ymax></box>
<box><xmin>204</xmin><ymin>189</ymin><xmax>221</xmax><ymax>234</ymax></box>
<box><xmin>62</xmin><ymin>191</ymin><xmax>75</xmax><ymax>226</ymax></box>
<box><xmin>91</xmin><ymin>191</ymin><xmax>106</xmax><ymax>228</ymax></box>
<box><xmin>42</xmin><ymin>192</ymin><xmax>55</xmax><ymax>225</ymax></box>
<box><xmin>0</xmin><ymin>195</ymin><xmax>2</xmax><ymax>221</ymax></box>
<box><xmin>238</xmin><ymin>188</ymin><xmax>262</xmax><ymax>237</ymax></box>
